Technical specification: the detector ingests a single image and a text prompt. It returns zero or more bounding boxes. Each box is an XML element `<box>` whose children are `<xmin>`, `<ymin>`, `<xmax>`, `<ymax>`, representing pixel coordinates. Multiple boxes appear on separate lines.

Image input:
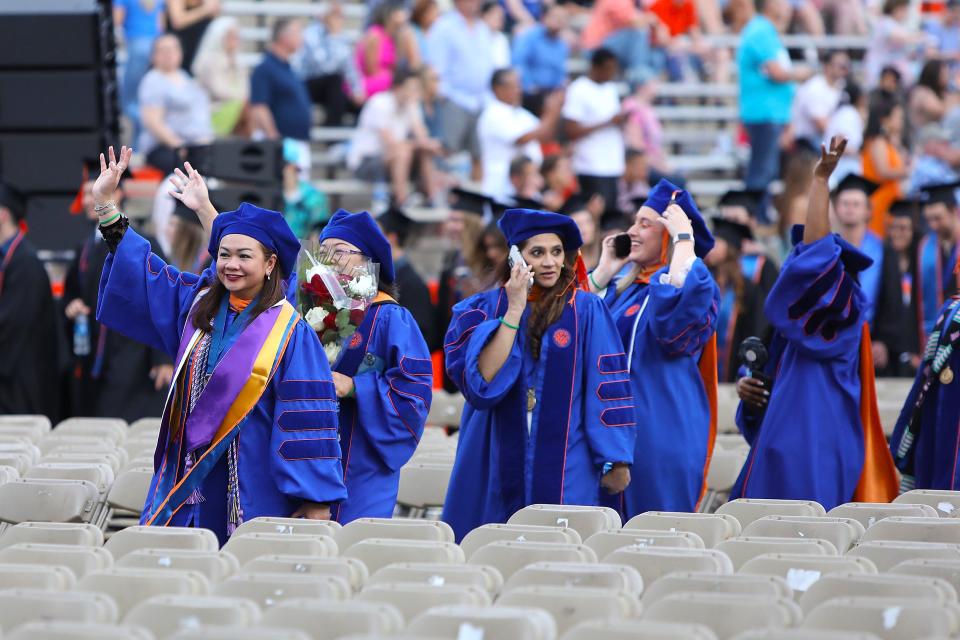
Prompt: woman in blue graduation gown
<box><xmin>315</xmin><ymin>210</ymin><xmax>433</xmax><ymax>524</ymax></box>
<box><xmin>730</xmin><ymin>137</ymin><xmax>898</xmax><ymax>509</ymax></box>
<box><xmin>588</xmin><ymin>180</ymin><xmax>720</xmax><ymax>517</ymax></box>
<box><xmin>442</xmin><ymin>209</ymin><xmax>636</xmax><ymax>542</ymax></box>
<box><xmin>94</xmin><ymin>147</ymin><xmax>347</xmax><ymax>544</ymax></box>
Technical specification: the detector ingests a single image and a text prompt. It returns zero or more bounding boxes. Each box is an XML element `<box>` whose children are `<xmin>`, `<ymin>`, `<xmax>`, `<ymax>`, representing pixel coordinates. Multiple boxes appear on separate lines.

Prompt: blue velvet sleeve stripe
<box><xmin>600</xmin><ymin>406</ymin><xmax>636</xmax><ymax>427</ymax></box>
<box><xmin>277</xmin><ymin>409</ymin><xmax>338</xmax><ymax>432</ymax></box>
<box><xmin>597</xmin><ymin>379</ymin><xmax>632</xmax><ymax>402</ymax></box>
<box><xmin>278</xmin><ymin>437</ymin><xmax>341</xmax><ymax>461</ymax></box>
<box><xmin>803</xmin><ymin>272</ymin><xmax>854</xmax><ymax>339</ymax></box>
<box><xmin>787</xmin><ymin>256</ymin><xmax>843</xmax><ymax>320</ymax></box>
<box><xmin>598</xmin><ymin>353</ymin><xmax>628</xmax><ymax>375</ymax></box>
<box><xmin>278</xmin><ymin>379</ymin><xmax>337</xmax><ymax>402</ymax></box>
<box><xmin>399</xmin><ymin>356</ymin><xmax>433</xmax><ymax>377</ymax></box>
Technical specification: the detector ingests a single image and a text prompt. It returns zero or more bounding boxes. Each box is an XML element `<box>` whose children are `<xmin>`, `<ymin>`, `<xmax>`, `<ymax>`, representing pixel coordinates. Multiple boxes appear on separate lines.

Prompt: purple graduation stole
<box><xmin>142</xmin><ymin>300</ymin><xmax>299</xmax><ymax>527</ymax></box>
<box><xmin>329</xmin><ymin>294</ymin><xmax>397</xmax><ymax>522</ymax></box>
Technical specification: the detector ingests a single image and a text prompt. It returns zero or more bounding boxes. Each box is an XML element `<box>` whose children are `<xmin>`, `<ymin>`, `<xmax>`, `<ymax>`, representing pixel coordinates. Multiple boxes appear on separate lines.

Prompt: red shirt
<box><xmin>650</xmin><ymin>0</ymin><xmax>698</xmax><ymax>36</ymax></box>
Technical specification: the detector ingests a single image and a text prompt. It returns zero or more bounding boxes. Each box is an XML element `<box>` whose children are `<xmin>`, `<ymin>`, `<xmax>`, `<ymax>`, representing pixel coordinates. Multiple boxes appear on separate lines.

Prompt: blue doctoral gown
<box><xmin>731</xmin><ymin>234</ymin><xmax>869</xmax><ymax>510</ymax></box>
<box><xmin>890</xmin><ymin>295</ymin><xmax>960</xmax><ymax>491</ymax></box>
<box><xmin>330</xmin><ymin>301</ymin><xmax>432</xmax><ymax>524</ymax></box>
<box><xmin>602</xmin><ymin>260</ymin><xmax>720</xmax><ymax>516</ymax></box>
<box><xmin>442</xmin><ymin>288</ymin><xmax>636</xmax><ymax>542</ymax></box>
<box><xmin>97</xmin><ymin>228</ymin><xmax>347</xmax><ymax>544</ymax></box>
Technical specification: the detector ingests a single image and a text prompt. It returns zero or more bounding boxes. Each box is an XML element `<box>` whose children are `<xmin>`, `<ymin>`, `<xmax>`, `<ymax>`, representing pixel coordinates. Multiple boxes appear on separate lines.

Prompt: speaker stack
<box><xmin>0</xmin><ymin>0</ymin><xmax>119</xmax><ymax>252</ymax></box>
<box><xmin>189</xmin><ymin>139</ymin><xmax>285</xmax><ymax>214</ymax></box>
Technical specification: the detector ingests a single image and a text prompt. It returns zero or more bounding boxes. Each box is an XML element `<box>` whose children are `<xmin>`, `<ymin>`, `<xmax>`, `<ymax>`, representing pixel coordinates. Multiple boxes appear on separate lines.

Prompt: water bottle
<box><xmin>74</xmin><ymin>313</ymin><xmax>91</xmax><ymax>357</ymax></box>
<box><xmin>371</xmin><ymin>181</ymin><xmax>389</xmax><ymax>216</ymax></box>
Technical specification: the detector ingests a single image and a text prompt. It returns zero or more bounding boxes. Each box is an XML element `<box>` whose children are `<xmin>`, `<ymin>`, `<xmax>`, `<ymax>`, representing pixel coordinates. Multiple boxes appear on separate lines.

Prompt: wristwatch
<box><xmin>673</xmin><ymin>232</ymin><xmax>693</xmax><ymax>244</ymax></box>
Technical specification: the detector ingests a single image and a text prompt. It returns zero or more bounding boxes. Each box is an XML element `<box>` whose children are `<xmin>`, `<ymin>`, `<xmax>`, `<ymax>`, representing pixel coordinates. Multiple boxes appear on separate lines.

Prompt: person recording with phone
<box><xmin>442</xmin><ymin>208</ymin><xmax>636</xmax><ymax>541</ymax></box>
<box><xmin>588</xmin><ymin>179</ymin><xmax>720</xmax><ymax>517</ymax></box>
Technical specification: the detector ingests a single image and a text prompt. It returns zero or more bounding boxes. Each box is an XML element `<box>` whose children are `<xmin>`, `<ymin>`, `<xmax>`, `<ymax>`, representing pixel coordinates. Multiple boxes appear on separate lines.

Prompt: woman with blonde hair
<box><xmin>192</xmin><ymin>16</ymin><xmax>250</xmax><ymax>136</ymax></box>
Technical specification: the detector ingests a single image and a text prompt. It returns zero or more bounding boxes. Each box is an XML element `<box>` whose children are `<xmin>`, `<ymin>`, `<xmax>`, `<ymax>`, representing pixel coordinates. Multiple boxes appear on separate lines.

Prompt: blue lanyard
<box><xmin>206</xmin><ymin>295</ymin><xmax>259</xmax><ymax>375</ymax></box>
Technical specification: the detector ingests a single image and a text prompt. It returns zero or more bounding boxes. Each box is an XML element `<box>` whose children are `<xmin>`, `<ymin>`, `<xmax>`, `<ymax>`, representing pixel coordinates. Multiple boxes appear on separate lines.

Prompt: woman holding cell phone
<box><xmin>588</xmin><ymin>179</ymin><xmax>720</xmax><ymax>518</ymax></box>
<box><xmin>441</xmin><ymin>208</ymin><xmax>637</xmax><ymax>542</ymax></box>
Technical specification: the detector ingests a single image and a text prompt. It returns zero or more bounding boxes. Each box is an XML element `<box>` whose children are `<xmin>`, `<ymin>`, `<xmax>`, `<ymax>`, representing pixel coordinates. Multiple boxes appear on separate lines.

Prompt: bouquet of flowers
<box><xmin>298</xmin><ymin>243</ymin><xmax>380</xmax><ymax>365</ymax></box>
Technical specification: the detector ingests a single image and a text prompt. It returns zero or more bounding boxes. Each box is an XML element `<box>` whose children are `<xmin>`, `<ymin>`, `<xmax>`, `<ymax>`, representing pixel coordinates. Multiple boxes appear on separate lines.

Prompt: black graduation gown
<box><xmin>873</xmin><ymin>243</ymin><xmax>921</xmax><ymax>378</ymax></box>
<box><xmin>0</xmin><ymin>235</ymin><xmax>59</xmax><ymax>420</ymax></box>
<box><xmin>722</xmin><ymin>278</ymin><xmax>770</xmax><ymax>383</ymax></box>
<box><xmin>394</xmin><ymin>256</ymin><xmax>439</xmax><ymax>353</ymax></box>
<box><xmin>62</xmin><ymin>230</ymin><xmax>172</xmax><ymax>422</ymax></box>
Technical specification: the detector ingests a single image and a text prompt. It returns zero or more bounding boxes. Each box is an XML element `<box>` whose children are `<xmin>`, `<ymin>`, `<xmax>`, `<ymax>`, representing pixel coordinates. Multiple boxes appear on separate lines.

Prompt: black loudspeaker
<box><xmin>210</xmin><ymin>186</ymin><xmax>284</xmax><ymax>213</ymax></box>
<box><xmin>199</xmin><ymin>139</ymin><xmax>285</xmax><ymax>185</ymax></box>
<box><xmin>0</xmin><ymin>133</ymin><xmax>103</xmax><ymax>193</ymax></box>
<box><xmin>0</xmin><ymin>71</ymin><xmax>101</xmax><ymax>129</ymax></box>
<box><xmin>0</xmin><ymin>11</ymin><xmax>101</xmax><ymax>68</ymax></box>
<box><xmin>24</xmin><ymin>195</ymin><xmax>91</xmax><ymax>253</ymax></box>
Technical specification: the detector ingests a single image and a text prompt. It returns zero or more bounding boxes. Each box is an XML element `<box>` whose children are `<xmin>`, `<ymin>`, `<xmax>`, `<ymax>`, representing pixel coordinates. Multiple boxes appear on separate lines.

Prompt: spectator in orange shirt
<box><xmin>580</xmin><ymin>0</ymin><xmax>665</xmax><ymax>84</ymax></box>
<box><xmin>649</xmin><ymin>0</ymin><xmax>730</xmax><ymax>83</ymax></box>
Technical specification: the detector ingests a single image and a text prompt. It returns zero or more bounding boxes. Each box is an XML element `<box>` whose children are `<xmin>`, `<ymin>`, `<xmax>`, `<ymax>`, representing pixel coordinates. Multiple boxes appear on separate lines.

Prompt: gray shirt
<box><xmin>137</xmin><ymin>69</ymin><xmax>213</xmax><ymax>154</ymax></box>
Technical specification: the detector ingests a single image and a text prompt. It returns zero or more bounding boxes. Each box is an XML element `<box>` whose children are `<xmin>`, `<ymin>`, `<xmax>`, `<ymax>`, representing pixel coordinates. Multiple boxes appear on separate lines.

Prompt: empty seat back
<box><xmin>717</xmin><ymin>499</ymin><xmax>826</xmax><ymax>529</ymax></box>
<box><xmin>603</xmin><ymin>547</ymin><xmax>733</xmax><ymax>587</ymax></box>
<box><xmin>585</xmin><ymin>529</ymin><xmax>704</xmax><ymax>559</ymax></box>
<box><xmin>802</xmin><ymin>596</ymin><xmax>960</xmax><ymax>639</ymax></box>
<box><xmin>396</xmin><ymin>462</ymin><xmax>452</xmax><ymax>509</ymax></box>
<box><xmin>231</xmin><ymin>516</ymin><xmax>341</xmax><ymax>538</ymax></box>
<box><xmin>0</xmin><ymin>543</ymin><xmax>113</xmax><ymax>578</ymax></box>
<box><xmin>116</xmin><ymin>548</ymin><xmax>239</xmax><ymax>583</ymax></box>
<box><xmin>894</xmin><ymin>489</ymin><xmax>960</xmax><ymax>516</ymax></box>
<box><xmin>6</xmin><ymin>621</ymin><xmax>154</xmax><ymax>639</ymax></box>
<box><xmin>469</xmin><ymin>540</ymin><xmax>597</xmax><ymax>580</ymax></box>
<box><xmin>504</xmin><ymin>562</ymin><xmax>644</xmax><ymax>597</ymax></box>
<box><xmin>715</xmin><ymin>537</ymin><xmax>836</xmax><ymax>571</ymax></box>
<box><xmin>846</xmin><ymin>540</ymin><xmax>960</xmax><ymax>572</ymax></box>
<box><xmin>739</xmin><ymin>553</ymin><xmax>878</xmax><ymax>592</ymax></box>
<box><xmin>104</xmin><ymin>525</ymin><xmax>219</xmax><ymax>560</ymax></box>
<box><xmin>370</xmin><ymin>562</ymin><xmax>503</xmax><ymax>596</ymax></box>
<box><xmin>827</xmin><ymin>502</ymin><xmax>939</xmax><ymax>529</ymax></box>
<box><xmin>343</xmin><ymin>538</ymin><xmax>465</xmax><ymax>575</ymax></box>
<box><xmin>642</xmin><ymin>572</ymin><xmax>792</xmax><ymax>606</ymax></box>
<box><xmin>123</xmin><ymin>594</ymin><xmax>261</xmax><ymax>638</ymax></box>
<box><xmin>508</xmin><ymin>504</ymin><xmax>621</xmax><ymax>540</ymax></box>
<box><xmin>562</xmin><ymin>619</ymin><xmax>719</xmax><ymax>640</ymax></box>
<box><xmin>260</xmin><ymin>598</ymin><xmax>404</xmax><ymax>638</ymax></box>
<box><xmin>625</xmin><ymin>512</ymin><xmax>742</xmax><ymax>548</ymax></box>
<box><xmin>732</xmin><ymin>630</ymin><xmax>881</xmax><ymax>640</ymax></box>
<box><xmin>0</xmin><ymin>415</ymin><xmax>52</xmax><ymax>442</ymax></box>
<box><xmin>0</xmin><ymin>588</ymin><xmax>118</xmax><ymax>631</ymax></box>
<box><xmin>42</xmin><ymin>451</ymin><xmax>124</xmax><ymax>475</ymax></box>
<box><xmin>0</xmin><ymin>478</ymin><xmax>99</xmax><ymax>523</ymax></box>
<box><xmin>221</xmin><ymin>532</ymin><xmax>337</xmax><ymax>566</ymax></box>
<box><xmin>0</xmin><ymin>521</ymin><xmax>103</xmax><ymax>550</ymax></box>
<box><xmin>169</xmin><ymin>626</ymin><xmax>310</xmax><ymax>640</ymax></box>
<box><xmin>498</xmin><ymin>586</ymin><xmax>641</xmax><ymax>635</ymax></box>
<box><xmin>241</xmin><ymin>555</ymin><xmax>368</xmax><ymax>592</ymax></box>
<box><xmin>213</xmin><ymin>572</ymin><xmax>351</xmax><ymax>608</ymax></box>
<box><xmin>798</xmin><ymin>571</ymin><xmax>958</xmax><ymax>614</ymax></box>
<box><xmin>358</xmin><ymin>582</ymin><xmax>491</xmax><ymax>623</ymax></box>
<box><xmin>24</xmin><ymin>462</ymin><xmax>114</xmax><ymax>493</ymax></box>
<box><xmin>0</xmin><ymin>563</ymin><xmax>77</xmax><ymax>591</ymax></box>
<box><xmin>461</xmin><ymin>523</ymin><xmax>582</xmax><ymax>558</ymax></box>
<box><xmin>889</xmin><ymin>558</ymin><xmax>960</xmax><ymax>598</ymax></box>
<box><xmin>407</xmin><ymin>604</ymin><xmax>558</xmax><ymax>640</ymax></box>
<box><xmin>76</xmin><ymin>567</ymin><xmax>211</xmax><ymax>616</ymax></box>
<box><xmin>335</xmin><ymin>517</ymin><xmax>454</xmax><ymax>551</ymax></box>
<box><xmin>861</xmin><ymin>516</ymin><xmax>960</xmax><ymax>544</ymax></box>
<box><xmin>644</xmin><ymin>592</ymin><xmax>802</xmax><ymax>640</ymax></box>
<box><xmin>106</xmin><ymin>467</ymin><xmax>153</xmax><ymax>513</ymax></box>
<box><xmin>741</xmin><ymin>516</ymin><xmax>865</xmax><ymax>552</ymax></box>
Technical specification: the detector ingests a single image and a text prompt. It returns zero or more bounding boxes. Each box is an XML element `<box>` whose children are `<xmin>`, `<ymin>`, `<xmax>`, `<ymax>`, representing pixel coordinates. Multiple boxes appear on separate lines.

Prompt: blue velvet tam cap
<box><xmin>790</xmin><ymin>225</ymin><xmax>874</xmax><ymax>273</ymax></box>
<box><xmin>639</xmin><ymin>179</ymin><xmax>715</xmax><ymax>258</ymax></box>
<box><xmin>209</xmin><ymin>202</ymin><xmax>302</xmax><ymax>277</ymax></box>
<box><xmin>497</xmin><ymin>208</ymin><xmax>583</xmax><ymax>251</ymax></box>
<box><xmin>319</xmin><ymin>209</ymin><xmax>395</xmax><ymax>283</ymax></box>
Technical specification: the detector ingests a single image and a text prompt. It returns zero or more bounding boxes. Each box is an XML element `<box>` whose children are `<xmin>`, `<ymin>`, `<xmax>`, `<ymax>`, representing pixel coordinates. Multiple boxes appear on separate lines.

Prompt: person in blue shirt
<box><xmin>589</xmin><ymin>179</ymin><xmax>720</xmax><ymax>517</ymax></box>
<box><xmin>916</xmin><ymin>181</ymin><xmax>960</xmax><ymax>346</ymax></box>
<box><xmin>250</xmin><ymin>19</ymin><xmax>313</xmax><ymax>142</ymax></box>
<box><xmin>95</xmin><ymin>147</ymin><xmax>347</xmax><ymax>545</ymax></box>
<box><xmin>443</xmin><ymin>208</ymin><xmax>636</xmax><ymax>541</ymax></box>
<box><xmin>831</xmin><ymin>174</ymin><xmax>884</xmax><ymax>326</ymax></box>
<box><xmin>511</xmin><ymin>4</ymin><xmax>570</xmax><ymax>115</ymax></box>
<box><xmin>730</xmin><ymin>137</ymin><xmax>899</xmax><ymax>510</ymax></box>
<box><xmin>737</xmin><ymin>0</ymin><xmax>810</xmax><ymax>222</ymax></box>
<box><xmin>114</xmin><ymin>0</ymin><xmax>166</xmax><ymax>142</ymax></box>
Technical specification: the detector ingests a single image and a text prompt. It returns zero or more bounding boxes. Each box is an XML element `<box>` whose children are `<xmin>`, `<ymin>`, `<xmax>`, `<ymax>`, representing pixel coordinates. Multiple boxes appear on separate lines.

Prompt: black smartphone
<box><xmin>613</xmin><ymin>234</ymin><xmax>632</xmax><ymax>259</ymax></box>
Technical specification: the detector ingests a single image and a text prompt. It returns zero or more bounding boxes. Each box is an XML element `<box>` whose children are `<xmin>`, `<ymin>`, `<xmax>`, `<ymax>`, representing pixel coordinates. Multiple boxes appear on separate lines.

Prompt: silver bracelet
<box><xmin>94</xmin><ymin>201</ymin><xmax>117</xmax><ymax>213</ymax></box>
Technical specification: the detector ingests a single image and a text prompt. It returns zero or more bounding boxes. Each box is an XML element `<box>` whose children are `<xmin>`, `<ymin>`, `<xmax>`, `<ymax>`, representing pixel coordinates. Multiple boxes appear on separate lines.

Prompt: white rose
<box><xmin>305</xmin><ymin>263</ymin><xmax>331</xmax><ymax>282</ymax></box>
<box><xmin>304</xmin><ymin>307</ymin><xmax>328</xmax><ymax>331</ymax></box>
<box><xmin>347</xmin><ymin>273</ymin><xmax>377</xmax><ymax>298</ymax></box>
<box><xmin>323</xmin><ymin>341</ymin><xmax>342</xmax><ymax>365</ymax></box>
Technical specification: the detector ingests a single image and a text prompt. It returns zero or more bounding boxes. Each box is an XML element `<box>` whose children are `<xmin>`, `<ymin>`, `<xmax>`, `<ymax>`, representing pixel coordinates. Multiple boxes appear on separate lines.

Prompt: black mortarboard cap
<box><xmin>378</xmin><ymin>204</ymin><xmax>415</xmax><ymax>236</ymax></box>
<box><xmin>920</xmin><ymin>180</ymin><xmax>960</xmax><ymax>207</ymax></box>
<box><xmin>511</xmin><ymin>196</ymin><xmax>545</xmax><ymax>211</ymax></box>
<box><xmin>889</xmin><ymin>198</ymin><xmax>920</xmax><ymax>218</ymax></box>
<box><xmin>559</xmin><ymin>193</ymin><xmax>590</xmax><ymax>215</ymax></box>
<box><xmin>450</xmin><ymin>188</ymin><xmax>494</xmax><ymax>217</ymax></box>
<box><xmin>718</xmin><ymin>189</ymin><xmax>765</xmax><ymax>219</ymax></box>
<box><xmin>711</xmin><ymin>217</ymin><xmax>753</xmax><ymax>248</ymax></box>
<box><xmin>0</xmin><ymin>182</ymin><xmax>26</xmax><ymax>220</ymax></box>
<box><xmin>831</xmin><ymin>174</ymin><xmax>879</xmax><ymax>198</ymax></box>
<box><xmin>172</xmin><ymin>200</ymin><xmax>202</xmax><ymax>227</ymax></box>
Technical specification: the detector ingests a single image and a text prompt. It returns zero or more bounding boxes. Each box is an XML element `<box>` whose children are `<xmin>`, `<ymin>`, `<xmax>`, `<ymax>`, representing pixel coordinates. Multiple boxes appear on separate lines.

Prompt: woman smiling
<box><xmin>442</xmin><ymin>208</ymin><xmax>637</xmax><ymax>542</ymax></box>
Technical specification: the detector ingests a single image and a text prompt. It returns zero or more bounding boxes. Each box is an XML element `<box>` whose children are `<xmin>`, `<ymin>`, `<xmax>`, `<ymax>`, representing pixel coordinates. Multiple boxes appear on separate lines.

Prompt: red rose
<box><xmin>349</xmin><ymin>309</ymin><xmax>365</xmax><ymax>326</ymax></box>
<box><xmin>323</xmin><ymin>311</ymin><xmax>338</xmax><ymax>330</ymax></box>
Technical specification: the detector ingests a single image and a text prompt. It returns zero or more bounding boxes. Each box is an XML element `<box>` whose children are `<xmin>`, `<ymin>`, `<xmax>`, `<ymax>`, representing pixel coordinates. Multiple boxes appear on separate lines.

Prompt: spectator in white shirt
<box><xmin>482</xmin><ymin>1</ymin><xmax>511</xmax><ymax>69</ymax></box>
<box><xmin>791</xmin><ymin>50</ymin><xmax>850</xmax><ymax>152</ymax></box>
<box><xmin>825</xmin><ymin>81</ymin><xmax>869</xmax><ymax>186</ymax></box>
<box><xmin>477</xmin><ymin>67</ymin><xmax>563</xmax><ymax>201</ymax></box>
<box><xmin>348</xmin><ymin>69</ymin><xmax>444</xmax><ymax>204</ymax></box>
<box><xmin>562</xmin><ymin>48</ymin><xmax>628</xmax><ymax>224</ymax></box>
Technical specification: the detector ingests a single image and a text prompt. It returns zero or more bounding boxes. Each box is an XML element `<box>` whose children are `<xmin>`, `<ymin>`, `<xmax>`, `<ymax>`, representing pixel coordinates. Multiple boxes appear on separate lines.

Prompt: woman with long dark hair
<box><xmin>94</xmin><ymin>147</ymin><xmax>346</xmax><ymax>544</ymax></box>
<box><xmin>442</xmin><ymin>208</ymin><xmax>636</xmax><ymax>541</ymax></box>
<box><xmin>863</xmin><ymin>95</ymin><xmax>909</xmax><ymax>237</ymax></box>
<box><xmin>588</xmin><ymin>180</ymin><xmax>719</xmax><ymax>517</ymax></box>
<box><xmin>909</xmin><ymin>59</ymin><xmax>949</xmax><ymax>131</ymax></box>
